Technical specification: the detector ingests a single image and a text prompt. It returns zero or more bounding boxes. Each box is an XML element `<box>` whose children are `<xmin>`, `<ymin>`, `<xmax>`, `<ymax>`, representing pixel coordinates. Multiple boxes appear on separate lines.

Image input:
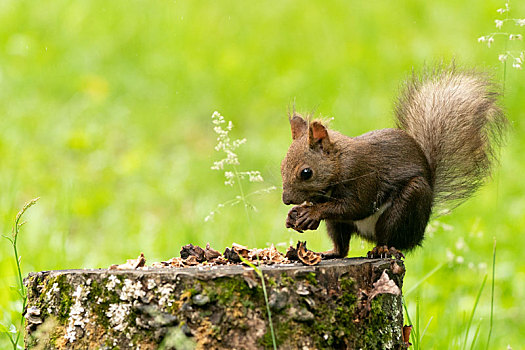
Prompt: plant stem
<box><xmin>502</xmin><ymin>1</ymin><xmax>509</xmax><ymax>94</ymax></box>
<box><xmin>3</xmin><ymin>197</ymin><xmax>39</xmax><ymax>349</ymax></box>
<box><xmin>233</xmin><ymin>166</ymin><xmax>277</xmax><ymax>350</ymax></box>
<box><xmin>404</xmin><ymin>262</ymin><xmax>444</xmax><ymax>296</ymax></box>
<box><xmin>486</xmin><ymin>239</ymin><xmax>496</xmax><ymax>350</ymax></box>
<box><xmin>259</xmin><ymin>267</ymin><xmax>277</xmax><ymax>349</ymax></box>
<box><xmin>402</xmin><ymin>298</ymin><xmax>418</xmax><ymax>350</ymax></box>
<box><xmin>463</xmin><ymin>274</ymin><xmax>487</xmax><ymax>350</ymax></box>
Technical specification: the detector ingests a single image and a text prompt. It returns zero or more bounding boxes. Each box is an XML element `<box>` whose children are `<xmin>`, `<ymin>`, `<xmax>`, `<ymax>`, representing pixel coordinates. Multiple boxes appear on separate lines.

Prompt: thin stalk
<box><xmin>501</xmin><ymin>1</ymin><xmax>509</xmax><ymax>94</ymax></box>
<box><xmin>1</xmin><ymin>197</ymin><xmax>39</xmax><ymax>349</ymax></box>
<box><xmin>486</xmin><ymin>240</ymin><xmax>496</xmax><ymax>350</ymax></box>
<box><xmin>2</xmin><ymin>329</ymin><xmax>16</xmax><ymax>347</ymax></box>
<box><xmin>233</xmin><ymin>165</ymin><xmax>248</xmax><ymax>209</ymax></box>
<box><xmin>402</xmin><ymin>298</ymin><xmax>418</xmax><ymax>350</ymax></box>
<box><xmin>470</xmin><ymin>320</ymin><xmax>483</xmax><ymax>350</ymax></box>
<box><xmin>463</xmin><ymin>274</ymin><xmax>487</xmax><ymax>350</ymax></box>
<box><xmin>238</xmin><ymin>256</ymin><xmax>277</xmax><ymax>350</ymax></box>
<box><xmin>259</xmin><ymin>271</ymin><xmax>277</xmax><ymax>350</ymax></box>
<box><xmin>233</xmin><ymin>166</ymin><xmax>277</xmax><ymax>350</ymax></box>
<box><xmin>420</xmin><ymin>316</ymin><xmax>433</xmax><ymax>346</ymax></box>
<box><xmin>416</xmin><ymin>298</ymin><xmax>420</xmax><ymax>350</ymax></box>
<box><xmin>405</xmin><ymin>262</ymin><xmax>444</xmax><ymax>296</ymax></box>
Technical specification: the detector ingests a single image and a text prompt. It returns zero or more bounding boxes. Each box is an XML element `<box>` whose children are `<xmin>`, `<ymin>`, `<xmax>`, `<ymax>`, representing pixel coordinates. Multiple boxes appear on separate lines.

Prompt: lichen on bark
<box><xmin>24</xmin><ymin>258</ymin><xmax>406</xmax><ymax>349</ymax></box>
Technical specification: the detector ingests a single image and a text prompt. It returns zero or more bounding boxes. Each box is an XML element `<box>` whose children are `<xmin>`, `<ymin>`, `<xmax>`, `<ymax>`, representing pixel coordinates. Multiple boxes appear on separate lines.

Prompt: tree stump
<box><xmin>24</xmin><ymin>258</ymin><xmax>406</xmax><ymax>349</ymax></box>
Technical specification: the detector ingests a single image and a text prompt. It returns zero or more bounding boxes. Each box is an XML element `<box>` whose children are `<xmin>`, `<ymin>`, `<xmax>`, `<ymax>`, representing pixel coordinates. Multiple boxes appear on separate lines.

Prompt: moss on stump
<box><xmin>24</xmin><ymin>258</ymin><xmax>406</xmax><ymax>349</ymax></box>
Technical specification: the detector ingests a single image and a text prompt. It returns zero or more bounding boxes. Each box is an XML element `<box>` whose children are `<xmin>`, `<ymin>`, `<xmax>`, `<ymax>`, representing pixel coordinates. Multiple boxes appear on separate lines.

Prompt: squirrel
<box><xmin>281</xmin><ymin>66</ymin><xmax>507</xmax><ymax>259</ymax></box>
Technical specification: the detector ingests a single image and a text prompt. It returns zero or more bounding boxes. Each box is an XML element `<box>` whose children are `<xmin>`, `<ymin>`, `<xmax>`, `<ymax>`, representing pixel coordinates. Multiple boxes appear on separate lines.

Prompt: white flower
<box><xmin>509</xmin><ymin>34</ymin><xmax>523</xmax><ymax>40</ymax></box>
<box><xmin>487</xmin><ymin>36</ymin><xmax>494</xmax><ymax>47</ymax></box>
<box><xmin>247</xmin><ymin>171</ymin><xmax>264</xmax><ymax>183</ymax></box>
<box><xmin>446</xmin><ymin>248</ymin><xmax>455</xmax><ymax>261</ymax></box>
<box><xmin>498</xmin><ymin>54</ymin><xmax>508</xmax><ymax>62</ymax></box>
<box><xmin>517</xmin><ymin>19</ymin><xmax>525</xmax><ymax>27</ymax></box>
<box><xmin>211</xmin><ymin>111</ymin><xmax>225</xmax><ymax>125</ymax></box>
<box><xmin>478</xmin><ymin>36</ymin><xmax>486</xmax><ymax>43</ymax></box>
<box><xmin>224</xmin><ymin>171</ymin><xmax>236</xmax><ymax>186</ymax></box>
<box><xmin>455</xmin><ymin>237</ymin><xmax>466</xmax><ymax>251</ymax></box>
<box><xmin>495</xmin><ymin>19</ymin><xmax>504</xmax><ymax>29</ymax></box>
<box><xmin>232</xmin><ymin>138</ymin><xmax>247</xmax><ymax>148</ymax></box>
<box><xmin>497</xmin><ymin>2</ymin><xmax>509</xmax><ymax>14</ymax></box>
<box><xmin>204</xmin><ymin>212</ymin><xmax>214</xmax><ymax>222</ymax></box>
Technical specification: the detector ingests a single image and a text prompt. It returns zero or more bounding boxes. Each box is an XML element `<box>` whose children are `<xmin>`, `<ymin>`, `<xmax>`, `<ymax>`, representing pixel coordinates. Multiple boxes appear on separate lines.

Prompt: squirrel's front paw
<box><xmin>286</xmin><ymin>205</ymin><xmax>320</xmax><ymax>232</ymax></box>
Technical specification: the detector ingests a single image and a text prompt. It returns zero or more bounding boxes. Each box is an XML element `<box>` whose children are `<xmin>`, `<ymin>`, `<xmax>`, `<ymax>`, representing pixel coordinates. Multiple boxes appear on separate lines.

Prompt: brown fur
<box><xmin>281</xmin><ymin>66</ymin><xmax>507</xmax><ymax>257</ymax></box>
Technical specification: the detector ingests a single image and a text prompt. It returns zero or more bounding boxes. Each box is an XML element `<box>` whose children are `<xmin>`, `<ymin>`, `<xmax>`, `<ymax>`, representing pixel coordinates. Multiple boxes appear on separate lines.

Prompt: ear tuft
<box><xmin>289</xmin><ymin>113</ymin><xmax>307</xmax><ymax>140</ymax></box>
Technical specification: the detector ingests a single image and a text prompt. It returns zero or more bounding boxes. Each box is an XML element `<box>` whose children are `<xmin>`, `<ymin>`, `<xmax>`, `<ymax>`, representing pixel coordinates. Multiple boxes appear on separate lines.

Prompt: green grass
<box><xmin>1</xmin><ymin>0</ymin><xmax>524</xmax><ymax>348</ymax></box>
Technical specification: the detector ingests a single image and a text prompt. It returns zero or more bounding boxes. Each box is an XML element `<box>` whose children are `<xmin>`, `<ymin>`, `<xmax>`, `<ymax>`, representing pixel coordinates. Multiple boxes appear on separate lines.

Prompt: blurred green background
<box><xmin>1</xmin><ymin>0</ymin><xmax>524</xmax><ymax>348</ymax></box>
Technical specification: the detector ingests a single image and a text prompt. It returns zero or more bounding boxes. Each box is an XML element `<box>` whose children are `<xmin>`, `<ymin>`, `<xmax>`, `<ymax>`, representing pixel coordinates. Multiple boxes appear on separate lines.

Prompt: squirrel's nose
<box><xmin>282</xmin><ymin>192</ymin><xmax>292</xmax><ymax>205</ymax></box>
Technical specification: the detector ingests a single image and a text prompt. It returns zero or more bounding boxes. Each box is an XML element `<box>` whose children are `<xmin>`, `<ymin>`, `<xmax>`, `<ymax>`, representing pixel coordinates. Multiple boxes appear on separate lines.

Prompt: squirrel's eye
<box><xmin>300</xmin><ymin>168</ymin><xmax>313</xmax><ymax>180</ymax></box>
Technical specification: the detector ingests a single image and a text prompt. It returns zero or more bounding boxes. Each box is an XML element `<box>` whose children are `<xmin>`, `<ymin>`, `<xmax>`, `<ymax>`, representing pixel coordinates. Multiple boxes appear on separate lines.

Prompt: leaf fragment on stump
<box><xmin>108</xmin><ymin>252</ymin><xmax>146</xmax><ymax>270</ymax></box>
<box><xmin>369</xmin><ymin>270</ymin><xmax>401</xmax><ymax>299</ymax></box>
<box><xmin>403</xmin><ymin>325</ymin><xmax>413</xmax><ymax>346</ymax></box>
<box><xmin>204</xmin><ymin>243</ymin><xmax>221</xmax><ymax>261</ymax></box>
<box><xmin>180</xmin><ymin>244</ymin><xmax>206</xmax><ymax>262</ymax></box>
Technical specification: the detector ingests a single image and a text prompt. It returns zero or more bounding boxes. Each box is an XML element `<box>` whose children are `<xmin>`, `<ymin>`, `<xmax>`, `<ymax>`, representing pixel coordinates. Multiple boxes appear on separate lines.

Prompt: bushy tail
<box><xmin>395</xmin><ymin>66</ymin><xmax>507</xmax><ymax>211</ymax></box>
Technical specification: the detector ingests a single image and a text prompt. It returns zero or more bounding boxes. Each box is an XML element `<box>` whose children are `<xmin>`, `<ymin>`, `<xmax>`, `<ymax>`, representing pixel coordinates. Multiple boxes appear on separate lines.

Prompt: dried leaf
<box><xmin>182</xmin><ymin>255</ymin><xmax>199</xmax><ymax>266</ymax></box>
<box><xmin>369</xmin><ymin>270</ymin><xmax>401</xmax><ymax>299</ymax></box>
<box><xmin>204</xmin><ymin>243</ymin><xmax>221</xmax><ymax>261</ymax></box>
<box><xmin>391</xmin><ymin>261</ymin><xmax>405</xmax><ymax>275</ymax></box>
<box><xmin>213</xmin><ymin>256</ymin><xmax>228</xmax><ymax>265</ymax></box>
<box><xmin>231</xmin><ymin>243</ymin><xmax>250</xmax><ymax>259</ymax></box>
<box><xmin>285</xmin><ymin>245</ymin><xmax>299</xmax><ymax>261</ymax></box>
<box><xmin>109</xmin><ymin>252</ymin><xmax>146</xmax><ymax>270</ymax></box>
<box><xmin>223</xmin><ymin>247</ymin><xmax>241</xmax><ymax>262</ymax></box>
<box><xmin>403</xmin><ymin>325</ymin><xmax>413</xmax><ymax>346</ymax></box>
<box><xmin>180</xmin><ymin>244</ymin><xmax>206</xmax><ymax>262</ymax></box>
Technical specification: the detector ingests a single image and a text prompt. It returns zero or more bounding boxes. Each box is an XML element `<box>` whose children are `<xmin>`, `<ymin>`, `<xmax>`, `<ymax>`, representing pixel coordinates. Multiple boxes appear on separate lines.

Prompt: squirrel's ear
<box><xmin>289</xmin><ymin>114</ymin><xmax>307</xmax><ymax>140</ymax></box>
<box><xmin>308</xmin><ymin>121</ymin><xmax>332</xmax><ymax>152</ymax></box>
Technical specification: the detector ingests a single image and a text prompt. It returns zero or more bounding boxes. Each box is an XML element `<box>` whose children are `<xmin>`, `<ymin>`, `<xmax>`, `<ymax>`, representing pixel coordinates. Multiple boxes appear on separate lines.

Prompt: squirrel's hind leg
<box><xmin>321</xmin><ymin>220</ymin><xmax>355</xmax><ymax>259</ymax></box>
<box><xmin>374</xmin><ymin>176</ymin><xmax>433</xmax><ymax>251</ymax></box>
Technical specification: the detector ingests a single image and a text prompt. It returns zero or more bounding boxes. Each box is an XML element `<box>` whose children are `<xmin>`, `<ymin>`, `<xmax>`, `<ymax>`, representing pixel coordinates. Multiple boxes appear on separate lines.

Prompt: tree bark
<box><xmin>24</xmin><ymin>258</ymin><xmax>406</xmax><ymax>349</ymax></box>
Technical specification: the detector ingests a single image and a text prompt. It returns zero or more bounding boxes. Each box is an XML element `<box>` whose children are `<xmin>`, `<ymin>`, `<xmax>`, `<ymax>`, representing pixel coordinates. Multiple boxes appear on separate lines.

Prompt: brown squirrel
<box><xmin>281</xmin><ymin>66</ymin><xmax>507</xmax><ymax>258</ymax></box>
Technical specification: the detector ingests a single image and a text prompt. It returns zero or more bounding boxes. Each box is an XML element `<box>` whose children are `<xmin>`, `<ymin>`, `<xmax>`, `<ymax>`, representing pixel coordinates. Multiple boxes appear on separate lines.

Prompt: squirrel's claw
<box><xmin>286</xmin><ymin>205</ymin><xmax>320</xmax><ymax>232</ymax></box>
<box><xmin>367</xmin><ymin>246</ymin><xmax>405</xmax><ymax>260</ymax></box>
<box><xmin>295</xmin><ymin>209</ymin><xmax>320</xmax><ymax>231</ymax></box>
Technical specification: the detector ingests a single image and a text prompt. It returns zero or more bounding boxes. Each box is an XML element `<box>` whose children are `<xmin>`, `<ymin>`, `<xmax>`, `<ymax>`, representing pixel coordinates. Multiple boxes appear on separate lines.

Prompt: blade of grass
<box><xmin>420</xmin><ymin>315</ymin><xmax>433</xmax><ymax>345</ymax></box>
<box><xmin>416</xmin><ymin>298</ymin><xmax>420</xmax><ymax>350</ymax></box>
<box><xmin>403</xmin><ymin>297</ymin><xmax>419</xmax><ymax>350</ymax></box>
<box><xmin>404</xmin><ymin>262</ymin><xmax>444</xmax><ymax>296</ymax></box>
<box><xmin>239</xmin><ymin>256</ymin><xmax>277</xmax><ymax>350</ymax></box>
<box><xmin>486</xmin><ymin>239</ymin><xmax>496</xmax><ymax>350</ymax></box>
<box><xmin>0</xmin><ymin>323</ymin><xmax>16</xmax><ymax>347</ymax></box>
<box><xmin>462</xmin><ymin>274</ymin><xmax>487</xmax><ymax>350</ymax></box>
<box><xmin>469</xmin><ymin>319</ymin><xmax>483</xmax><ymax>350</ymax></box>
<box><xmin>2</xmin><ymin>197</ymin><xmax>40</xmax><ymax>349</ymax></box>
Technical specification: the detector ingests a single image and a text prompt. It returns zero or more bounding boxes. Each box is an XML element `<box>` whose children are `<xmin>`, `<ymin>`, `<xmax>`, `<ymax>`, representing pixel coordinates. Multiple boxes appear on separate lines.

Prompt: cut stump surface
<box><xmin>24</xmin><ymin>258</ymin><xmax>406</xmax><ymax>349</ymax></box>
